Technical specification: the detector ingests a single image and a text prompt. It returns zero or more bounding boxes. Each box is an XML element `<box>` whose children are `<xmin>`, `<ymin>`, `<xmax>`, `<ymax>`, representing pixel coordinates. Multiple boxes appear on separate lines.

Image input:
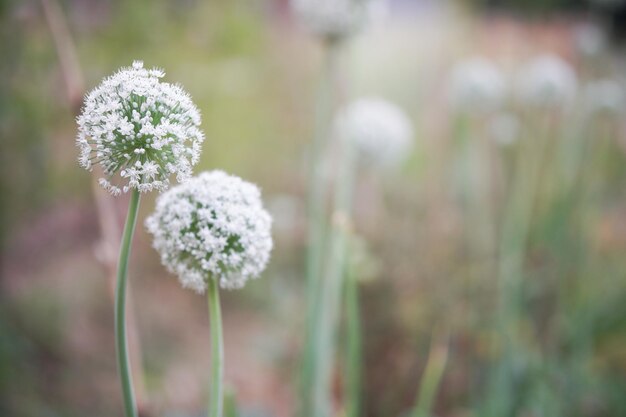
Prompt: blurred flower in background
<box><xmin>517</xmin><ymin>54</ymin><xmax>578</xmax><ymax>108</ymax></box>
<box><xmin>290</xmin><ymin>0</ymin><xmax>387</xmax><ymax>39</ymax></box>
<box><xmin>336</xmin><ymin>98</ymin><xmax>414</xmax><ymax>170</ymax></box>
<box><xmin>575</xmin><ymin>22</ymin><xmax>607</xmax><ymax>58</ymax></box>
<box><xmin>448</xmin><ymin>57</ymin><xmax>506</xmax><ymax>114</ymax></box>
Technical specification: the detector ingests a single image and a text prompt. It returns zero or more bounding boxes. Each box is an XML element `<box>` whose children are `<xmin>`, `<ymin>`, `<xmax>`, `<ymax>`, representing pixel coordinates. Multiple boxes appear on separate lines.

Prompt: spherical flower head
<box><xmin>77</xmin><ymin>61</ymin><xmax>204</xmax><ymax>196</ymax></box>
<box><xmin>145</xmin><ymin>170</ymin><xmax>273</xmax><ymax>292</ymax></box>
<box><xmin>584</xmin><ymin>79</ymin><xmax>625</xmax><ymax>115</ymax></box>
<box><xmin>517</xmin><ymin>55</ymin><xmax>578</xmax><ymax>108</ymax></box>
<box><xmin>291</xmin><ymin>0</ymin><xmax>386</xmax><ymax>40</ymax></box>
<box><xmin>448</xmin><ymin>57</ymin><xmax>506</xmax><ymax>114</ymax></box>
<box><xmin>575</xmin><ymin>23</ymin><xmax>607</xmax><ymax>58</ymax></box>
<box><xmin>336</xmin><ymin>98</ymin><xmax>414</xmax><ymax>169</ymax></box>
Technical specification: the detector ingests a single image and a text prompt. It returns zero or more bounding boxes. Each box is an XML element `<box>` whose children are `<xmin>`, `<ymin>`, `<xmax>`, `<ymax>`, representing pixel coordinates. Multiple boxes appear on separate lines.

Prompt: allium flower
<box><xmin>575</xmin><ymin>23</ymin><xmax>607</xmax><ymax>58</ymax></box>
<box><xmin>146</xmin><ymin>171</ymin><xmax>273</xmax><ymax>292</ymax></box>
<box><xmin>584</xmin><ymin>79</ymin><xmax>625</xmax><ymax>115</ymax></box>
<box><xmin>517</xmin><ymin>55</ymin><xmax>578</xmax><ymax>108</ymax></box>
<box><xmin>291</xmin><ymin>0</ymin><xmax>385</xmax><ymax>39</ymax></box>
<box><xmin>77</xmin><ymin>61</ymin><xmax>204</xmax><ymax>196</ymax></box>
<box><xmin>336</xmin><ymin>98</ymin><xmax>414</xmax><ymax>169</ymax></box>
<box><xmin>448</xmin><ymin>57</ymin><xmax>506</xmax><ymax>114</ymax></box>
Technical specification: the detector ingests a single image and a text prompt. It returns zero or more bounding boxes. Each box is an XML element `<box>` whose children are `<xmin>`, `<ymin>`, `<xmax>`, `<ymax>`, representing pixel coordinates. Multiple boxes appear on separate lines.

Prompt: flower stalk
<box><xmin>115</xmin><ymin>189</ymin><xmax>141</xmax><ymax>417</ymax></box>
<box><xmin>344</xmin><ymin>267</ymin><xmax>362</xmax><ymax>417</ymax></box>
<box><xmin>302</xmin><ymin>37</ymin><xmax>342</xmax><ymax>415</ymax></box>
<box><xmin>207</xmin><ymin>276</ymin><xmax>224</xmax><ymax>417</ymax></box>
<box><xmin>411</xmin><ymin>327</ymin><xmax>450</xmax><ymax>417</ymax></box>
<box><xmin>312</xmin><ymin>133</ymin><xmax>357</xmax><ymax>417</ymax></box>
<box><xmin>485</xmin><ymin>113</ymin><xmax>556</xmax><ymax>417</ymax></box>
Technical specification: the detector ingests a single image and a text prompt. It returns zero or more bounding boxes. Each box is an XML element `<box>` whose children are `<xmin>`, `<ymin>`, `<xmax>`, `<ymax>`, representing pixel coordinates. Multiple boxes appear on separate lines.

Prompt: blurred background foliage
<box><xmin>1</xmin><ymin>0</ymin><xmax>626</xmax><ymax>416</ymax></box>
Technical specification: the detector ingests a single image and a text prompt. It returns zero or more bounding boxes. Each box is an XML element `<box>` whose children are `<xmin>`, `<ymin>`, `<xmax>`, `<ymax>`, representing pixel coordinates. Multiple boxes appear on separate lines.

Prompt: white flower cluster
<box><xmin>77</xmin><ymin>61</ymin><xmax>204</xmax><ymax>196</ymax></box>
<box><xmin>575</xmin><ymin>23</ymin><xmax>607</xmax><ymax>58</ymax></box>
<box><xmin>517</xmin><ymin>55</ymin><xmax>578</xmax><ymax>108</ymax></box>
<box><xmin>291</xmin><ymin>0</ymin><xmax>385</xmax><ymax>39</ymax></box>
<box><xmin>448</xmin><ymin>57</ymin><xmax>506</xmax><ymax>114</ymax></box>
<box><xmin>145</xmin><ymin>171</ymin><xmax>273</xmax><ymax>292</ymax></box>
<box><xmin>336</xmin><ymin>98</ymin><xmax>414</xmax><ymax>169</ymax></box>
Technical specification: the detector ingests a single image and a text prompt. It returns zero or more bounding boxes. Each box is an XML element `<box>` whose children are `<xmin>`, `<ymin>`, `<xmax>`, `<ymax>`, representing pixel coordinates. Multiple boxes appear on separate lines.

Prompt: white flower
<box><xmin>575</xmin><ymin>23</ymin><xmax>607</xmax><ymax>58</ymax></box>
<box><xmin>77</xmin><ymin>61</ymin><xmax>204</xmax><ymax>196</ymax></box>
<box><xmin>145</xmin><ymin>171</ymin><xmax>273</xmax><ymax>292</ymax></box>
<box><xmin>291</xmin><ymin>0</ymin><xmax>385</xmax><ymax>39</ymax></box>
<box><xmin>336</xmin><ymin>98</ymin><xmax>413</xmax><ymax>169</ymax></box>
<box><xmin>448</xmin><ymin>57</ymin><xmax>506</xmax><ymax>114</ymax></box>
<box><xmin>584</xmin><ymin>79</ymin><xmax>625</xmax><ymax>115</ymax></box>
<box><xmin>517</xmin><ymin>55</ymin><xmax>578</xmax><ymax>108</ymax></box>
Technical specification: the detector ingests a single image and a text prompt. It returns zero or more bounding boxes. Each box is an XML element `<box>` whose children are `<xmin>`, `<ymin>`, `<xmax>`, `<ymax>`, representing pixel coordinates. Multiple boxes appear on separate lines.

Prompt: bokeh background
<box><xmin>2</xmin><ymin>0</ymin><xmax>626</xmax><ymax>416</ymax></box>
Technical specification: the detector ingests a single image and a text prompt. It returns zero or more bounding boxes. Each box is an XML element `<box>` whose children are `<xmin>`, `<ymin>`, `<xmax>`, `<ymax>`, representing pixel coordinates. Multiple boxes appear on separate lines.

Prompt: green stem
<box><xmin>115</xmin><ymin>189</ymin><xmax>141</xmax><ymax>417</ymax></box>
<box><xmin>207</xmin><ymin>276</ymin><xmax>224</xmax><ymax>417</ymax></box>
<box><xmin>312</xmin><ymin>134</ymin><xmax>357</xmax><ymax>417</ymax></box>
<box><xmin>486</xmin><ymin>113</ymin><xmax>554</xmax><ymax>417</ymax></box>
<box><xmin>344</xmin><ymin>272</ymin><xmax>361</xmax><ymax>417</ymax></box>
<box><xmin>412</xmin><ymin>328</ymin><xmax>449</xmax><ymax>417</ymax></box>
<box><xmin>301</xmin><ymin>37</ymin><xmax>341</xmax><ymax>416</ymax></box>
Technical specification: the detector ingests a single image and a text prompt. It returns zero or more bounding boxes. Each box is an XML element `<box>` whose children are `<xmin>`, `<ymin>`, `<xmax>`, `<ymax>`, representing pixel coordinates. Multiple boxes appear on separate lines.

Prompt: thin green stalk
<box><xmin>312</xmin><ymin>135</ymin><xmax>356</xmax><ymax>417</ymax></box>
<box><xmin>412</xmin><ymin>328</ymin><xmax>449</xmax><ymax>417</ymax></box>
<box><xmin>301</xmin><ymin>37</ymin><xmax>342</xmax><ymax>416</ymax></box>
<box><xmin>207</xmin><ymin>276</ymin><xmax>224</xmax><ymax>417</ymax></box>
<box><xmin>115</xmin><ymin>189</ymin><xmax>141</xmax><ymax>417</ymax></box>
<box><xmin>344</xmin><ymin>271</ymin><xmax>361</xmax><ymax>417</ymax></box>
<box><xmin>486</xmin><ymin>113</ymin><xmax>554</xmax><ymax>416</ymax></box>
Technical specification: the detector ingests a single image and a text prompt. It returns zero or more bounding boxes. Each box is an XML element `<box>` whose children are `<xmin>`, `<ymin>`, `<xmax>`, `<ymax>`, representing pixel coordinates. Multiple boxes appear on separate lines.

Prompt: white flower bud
<box><xmin>145</xmin><ymin>171</ymin><xmax>273</xmax><ymax>292</ymax></box>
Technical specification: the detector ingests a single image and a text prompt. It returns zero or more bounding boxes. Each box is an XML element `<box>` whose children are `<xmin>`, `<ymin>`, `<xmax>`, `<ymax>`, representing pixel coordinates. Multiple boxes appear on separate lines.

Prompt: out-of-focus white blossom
<box><xmin>490</xmin><ymin>112</ymin><xmax>520</xmax><ymax>146</ymax></box>
<box><xmin>146</xmin><ymin>171</ymin><xmax>273</xmax><ymax>292</ymax></box>
<box><xmin>517</xmin><ymin>55</ymin><xmax>578</xmax><ymax>108</ymax></box>
<box><xmin>584</xmin><ymin>79</ymin><xmax>625</xmax><ymax>115</ymax></box>
<box><xmin>575</xmin><ymin>23</ymin><xmax>607</xmax><ymax>58</ymax></box>
<box><xmin>291</xmin><ymin>0</ymin><xmax>386</xmax><ymax>39</ymax></box>
<box><xmin>448</xmin><ymin>57</ymin><xmax>506</xmax><ymax>114</ymax></box>
<box><xmin>336</xmin><ymin>98</ymin><xmax>414</xmax><ymax>169</ymax></box>
<box><xmin>77</xmin><ymin>61</ymin><xmax>204</xmax><ymax>196</ymax></box>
